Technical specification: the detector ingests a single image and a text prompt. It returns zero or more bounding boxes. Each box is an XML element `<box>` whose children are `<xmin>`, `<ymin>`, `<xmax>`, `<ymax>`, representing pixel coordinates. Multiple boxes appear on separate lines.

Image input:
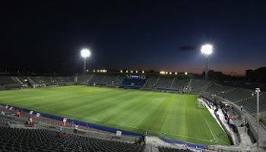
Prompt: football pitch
<box><xmin>0</xmin><ymin>86</ymin><xmax>230</xmax><ymax>145</ymax></box>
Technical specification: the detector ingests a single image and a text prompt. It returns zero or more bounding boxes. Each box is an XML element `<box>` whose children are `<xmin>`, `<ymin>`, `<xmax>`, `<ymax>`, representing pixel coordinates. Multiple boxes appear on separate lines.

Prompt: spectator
<box><xmin>26</xmin><ymin>117</ymin><xmax>33</xmax><ymax>126</ymax></box>
<box><xmin>74</xmin><ymin>124</ymin><xmax>78</xmax><ymax>133</ymax></box>
<box><xmin>16</xmin><ymin>111</ymin><xmax>21</xmax><ymax>117</ymax></box>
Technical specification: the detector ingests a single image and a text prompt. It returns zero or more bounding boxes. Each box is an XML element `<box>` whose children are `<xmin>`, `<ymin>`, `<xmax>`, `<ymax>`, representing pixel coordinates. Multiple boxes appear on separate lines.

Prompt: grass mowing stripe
<box><xmin>137</xmin><ymin>95</ymin><xmax>173</xmax><ymax>134</ymax></box>
<box><xmin>97</xmin><ymin>92</ymin><xmax>155</xmax><ymax>123</ymax></box>
<box><xmin>104</xmin><ymin>92</ymin><xmax>164</xmax><ymax>129</ymax></box>
<box><xmin>160</xmin><ymin>95</ymin><xmax>184</xmax><ymax>136</ymax></box>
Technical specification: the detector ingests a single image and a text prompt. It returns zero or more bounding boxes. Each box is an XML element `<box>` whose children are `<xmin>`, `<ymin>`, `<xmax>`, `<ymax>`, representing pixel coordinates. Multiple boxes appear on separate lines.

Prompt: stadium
<box><xmin>1</xmin><ymin>1</ymin><xmax>266</xmax><ymax>152</ymax></box>
<box><xmin>1</xmin><ymin>68</ymin><xmax>266</xmax><ymax>151</ymax></box>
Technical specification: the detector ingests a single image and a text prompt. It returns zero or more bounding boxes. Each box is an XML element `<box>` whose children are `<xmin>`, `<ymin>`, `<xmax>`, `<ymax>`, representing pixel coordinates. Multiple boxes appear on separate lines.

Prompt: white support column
<box><xmin>256</xmin><ymin>88</ymin><xmax>261</xmax><ymax>150</ymax></box>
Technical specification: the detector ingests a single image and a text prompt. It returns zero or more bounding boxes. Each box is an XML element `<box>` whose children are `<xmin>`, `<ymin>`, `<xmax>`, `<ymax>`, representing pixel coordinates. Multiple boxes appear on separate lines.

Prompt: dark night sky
<box><xmin>1</xmin><ymin>0</ymin><xmax>266</xmax><ymax>75</ymax></box>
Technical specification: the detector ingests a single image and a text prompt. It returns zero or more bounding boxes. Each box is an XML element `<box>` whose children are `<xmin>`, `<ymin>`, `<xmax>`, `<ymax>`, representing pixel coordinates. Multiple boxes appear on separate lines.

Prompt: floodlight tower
<box><xmin>80</xmin><ymin>48</ymin><xmax>91</xmax><ymax>73</ymax></box>
<box><xmin>201</xmin><ymin>44</ymin><xmax>213</xmax><ymax>80</ymax></box>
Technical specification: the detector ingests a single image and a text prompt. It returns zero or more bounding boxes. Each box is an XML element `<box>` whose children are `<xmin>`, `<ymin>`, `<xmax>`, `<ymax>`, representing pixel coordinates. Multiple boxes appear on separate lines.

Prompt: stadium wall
<box><xmin>159</xmin><ymin>136</ymin><xmax>206</xmax><ymax>150</ymax></box>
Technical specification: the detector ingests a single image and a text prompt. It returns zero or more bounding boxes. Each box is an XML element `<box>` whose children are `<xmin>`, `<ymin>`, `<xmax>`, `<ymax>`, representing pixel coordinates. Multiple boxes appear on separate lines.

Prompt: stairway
<box><xmin>11</xmin><ymin>76</ymin><xmax>23</xmax><ymax>86</ymax></box>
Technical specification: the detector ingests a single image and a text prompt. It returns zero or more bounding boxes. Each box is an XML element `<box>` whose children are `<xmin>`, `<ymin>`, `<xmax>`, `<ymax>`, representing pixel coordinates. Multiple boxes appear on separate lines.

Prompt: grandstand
<box><xmin>0</xmin><ymin>117</ymin><xmax>144</xmax><ymax>152</ymax></box>
<box><xmin>0</xmin><ymin>73</ymin><xmax>266</xmax><ymax>151</ymax></box>
<box><xmin>78</xmin><ymin>74</ymin><xmax>123</xmax><ymax>87</ymax></box>
<box><xmin>0</xmin><ymin>76</ymin><xmax>20</xmax><ymax>89</ymax></box>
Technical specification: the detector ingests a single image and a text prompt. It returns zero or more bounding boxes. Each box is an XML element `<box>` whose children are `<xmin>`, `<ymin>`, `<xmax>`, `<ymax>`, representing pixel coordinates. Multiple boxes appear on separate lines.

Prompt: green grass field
<box><xmin>0</xmin><ymin>86</ymin><xmax>230</xmax><ymax>145</ymax></box>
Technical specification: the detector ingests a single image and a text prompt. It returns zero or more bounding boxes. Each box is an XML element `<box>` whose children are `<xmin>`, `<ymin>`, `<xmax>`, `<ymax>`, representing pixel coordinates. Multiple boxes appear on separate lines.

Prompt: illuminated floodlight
<box><xmin>120</xmin><ymin>70</ymin><xmax>123</xmax><ymax>73</ymax></box>
<box><xmin>80</xmin><ymin>48</ymin><xmax>91</xmax><ymax>73</ymax></box>
<box><xmin>201</xmin><ymin>44</ymin><xmax>213</xmax><ymax>56</ymax></box>
<box><xmin>185</xmin><ymin>72</ymin><xmax>188</xmax><ymax>75</ymax></box>
<box><xmin>126</xmin><ymin>70</ymin><xmax>128</xmax><ymax>73</ymax></box>
<box><xmin>80</xmin><ymin>48</ymin><xmax>91</xmax><ymax>58</ymax></box>
<box><xmin>175</xmin><ymin>72</ymin><xmax>177</xmax><ymax>75</ymax></box>
<box><xmin>169</xmin><ymin>72</ymin><xmax>172</xmax><ymax>75</ymax></box>
<box><xmin>160</xmin><ymin>71</ymin><xmax>166</xmax><ymax>75</ymax></box>
<box><xmin>142</xmin><ymin>70</ymin><xmax>145</xmax><ymax>74</ymax></box>
<box><xmin>130</xmin><ymin>70</ymin><xmax>133</xmax><ymax>73</ymax></box>
<box><xmin>136</xmin><ymin>70</ymin><xmax>138</xmax><ymax>73</ymax></box>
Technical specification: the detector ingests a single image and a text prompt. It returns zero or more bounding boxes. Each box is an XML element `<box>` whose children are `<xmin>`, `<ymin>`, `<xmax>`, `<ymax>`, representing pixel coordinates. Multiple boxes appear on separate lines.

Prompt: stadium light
<box><xmin>201</xmin><ymin>44</ymin><xmax>213</xmax><ymax>56</ymax></box>
<box><xmin>80</xmin><ymin>48</ymin><xmax>91</xmax><ymax>73</ymax></box>
<box><xmin>201</xmin><ymin>44</ymin><xmax>213</xmax><ymax>80</ymax></box>
<box><xmin>160</xmin><ymin>71</ymin><xmax>166</xmax><ymax>75</ymax></box>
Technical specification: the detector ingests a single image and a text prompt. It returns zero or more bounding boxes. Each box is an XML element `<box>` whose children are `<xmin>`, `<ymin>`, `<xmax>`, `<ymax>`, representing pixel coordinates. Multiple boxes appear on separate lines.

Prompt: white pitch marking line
<box><xmin>204</xmin><ymin>119</ymin><xmax>216</xmax><ymax>143</ymax></box>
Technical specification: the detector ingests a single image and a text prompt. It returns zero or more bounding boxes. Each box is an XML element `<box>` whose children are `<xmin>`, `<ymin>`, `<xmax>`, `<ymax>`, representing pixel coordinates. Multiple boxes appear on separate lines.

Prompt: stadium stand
<box><xmin>122</xmin><ymin>75</ymin><xmax>146</xmax><ymax>88</ymax></box>
<box><xmin>143</xmin><ymin>75</ymin><xmax>190</xmax><ymax>92</ymax></box>
<box><xmin>201</xmin><ymin>83</ymin><xmax>234</xmax><ymax>97</ymax></box>
<box><xmin>21</xmin><ymin>76</ymin><xmax>74</xmax><ymax>87</ymax></box>
<box><xmin>53</xmin><ymin>76</ymin><xmax>74</xmax><ymax>85</ymax></box>
<box><xmin>11</xmin><ymin>76</ymin><xmax>25</xmax><ymax>87</ymax></box>
<box><xmin>0</xmin><ymin>126</ymin><xmax>144</xmax><ymax>152</ymax></box>
<box><xmin>143</xmin><ymin>76</ymin><xmax>158</xmax><ymax>89</ymax></box>
<box><xmin>189</xmin><ymin>79</ymin><xmax>211</xmax><ymax>93</ymax></box>
<box><xmin>219</xmin><ymin>88</ymin><xmax>253</xmax><ymax>103</ymax></box>
<box><xmin>170</xmin><ymin>78</ymin><xmax>189</xmax><ymax>92</ymax></box>
<box><xmin>77</xmin><ymin>74</ymin><xmax>94</xmax><ymax>84</ymax></box>
<box><xmin>155</xmin><ymin>76</ymin><xmax>173</xmax><ymax>89</ymax></box>
<box><xmin>0</xmin><ymin>76</ymin><xmax>21</xmax><ymax>89</ymax></box>
<box><xmin>237</xmin><ymin>93</ymin><xmax>266</xmax><ymax>114</ymax></box>
<box><xmin>80</xmin><ymin>74</ymin><xmax>124</xmax><ymax>87</ymax></box>
<box><xmin>88</xmin><ymin>74</ymin><xmax>107</xmax><ymax>86</ymax></box>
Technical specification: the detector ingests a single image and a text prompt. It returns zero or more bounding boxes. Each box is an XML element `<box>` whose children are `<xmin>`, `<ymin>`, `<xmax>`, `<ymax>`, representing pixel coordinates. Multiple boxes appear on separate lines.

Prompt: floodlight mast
<box><xmin>201</xmin><ymin>44</ymin><xmax>213</xmax><ymax>80</ymax></box>
<box><xmin>83</xmin><ymin>59</ymin><xmax>86</xmax><ymax>73</ymax></box>
<box><xmin>80</xmin><ymin>48</ymin><xmax>91</xmax><ymax>73</ymax></box>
